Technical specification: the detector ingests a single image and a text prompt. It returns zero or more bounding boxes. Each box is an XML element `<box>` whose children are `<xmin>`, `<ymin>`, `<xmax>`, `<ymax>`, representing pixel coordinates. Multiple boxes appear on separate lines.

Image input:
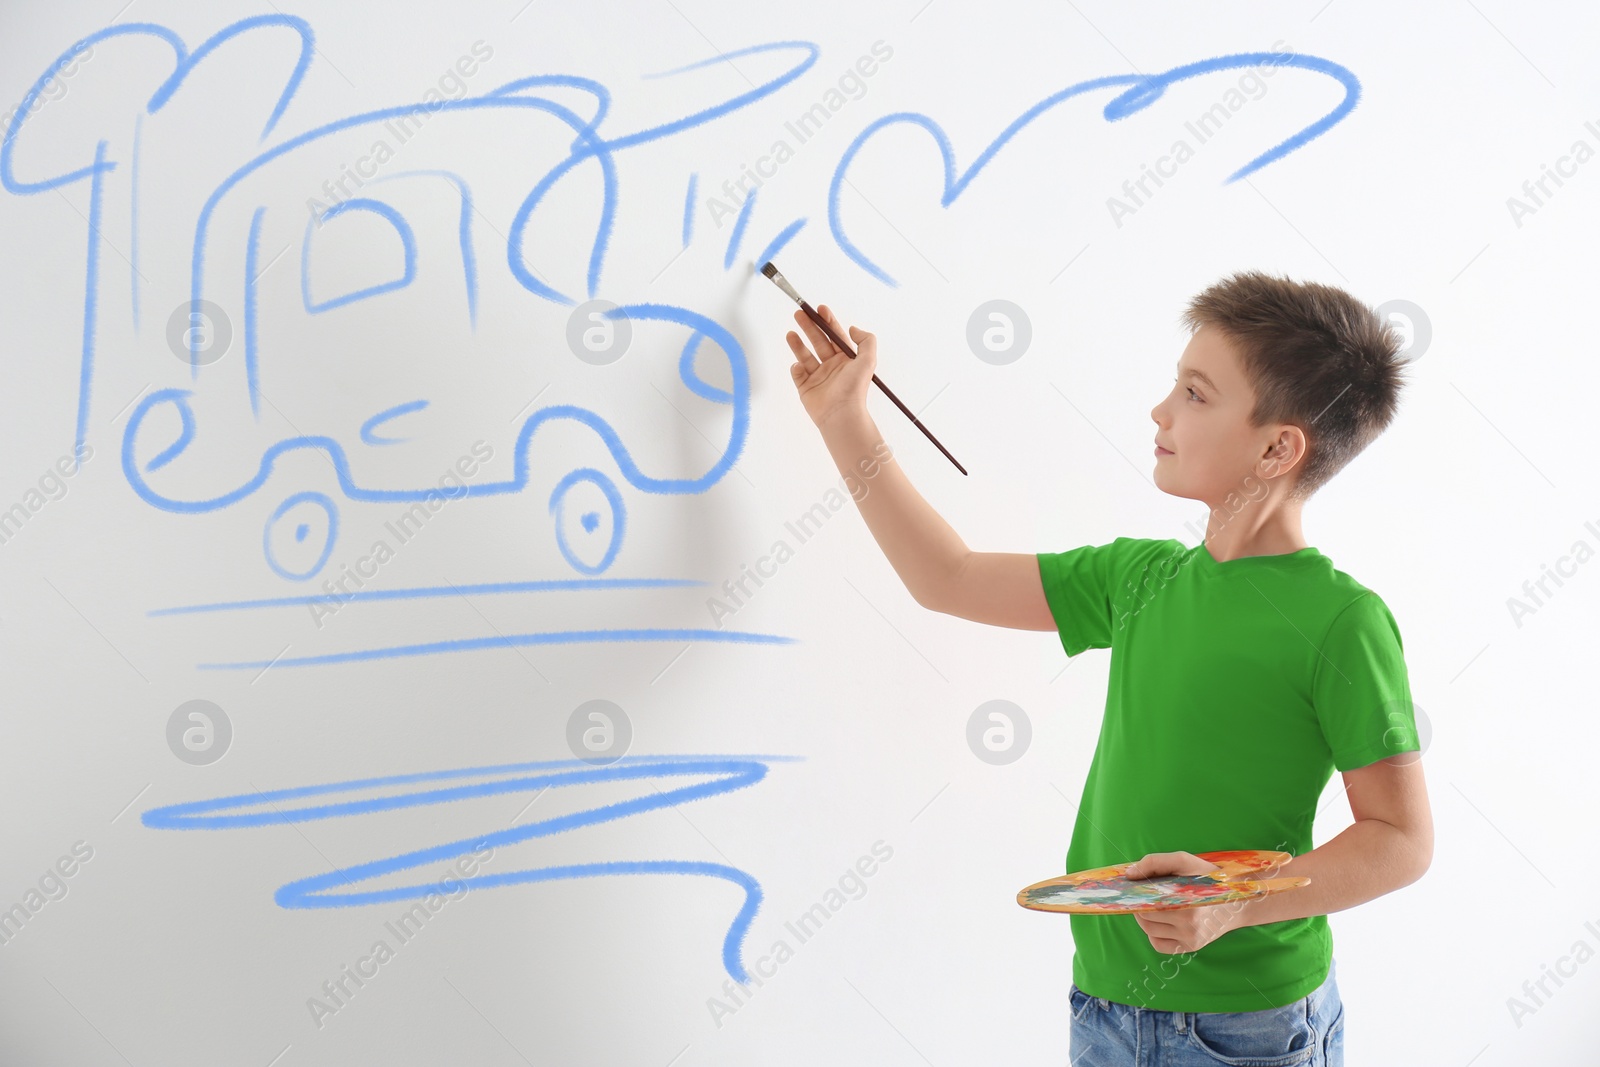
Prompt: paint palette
<box><xmin>1017</xmin><ymin>849</ymin><xmax>1311</xmax><ymax>914</ymax></box>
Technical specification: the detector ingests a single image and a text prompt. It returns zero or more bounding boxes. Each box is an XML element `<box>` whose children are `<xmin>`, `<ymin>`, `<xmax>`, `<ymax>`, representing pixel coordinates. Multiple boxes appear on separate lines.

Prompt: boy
<box><xmin>783</xmin><ymin>270</ymin><xmax>1433</xmax><ymax>1066</ymax></box>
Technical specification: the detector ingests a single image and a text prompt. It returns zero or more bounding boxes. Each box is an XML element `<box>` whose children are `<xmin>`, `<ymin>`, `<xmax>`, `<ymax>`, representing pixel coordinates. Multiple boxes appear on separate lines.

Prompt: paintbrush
<box><xmin>761</xmin><ymin>260</ymin><xmax>967</xmax><ymax>476</ymax></box>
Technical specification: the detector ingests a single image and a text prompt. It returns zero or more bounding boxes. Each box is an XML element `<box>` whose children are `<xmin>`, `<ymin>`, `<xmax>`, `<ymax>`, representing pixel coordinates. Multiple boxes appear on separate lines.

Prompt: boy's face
<box><xmin>1150</xmin><ymin>324</ymin><xmax>1288</xmax><ymax>502</ymax></box>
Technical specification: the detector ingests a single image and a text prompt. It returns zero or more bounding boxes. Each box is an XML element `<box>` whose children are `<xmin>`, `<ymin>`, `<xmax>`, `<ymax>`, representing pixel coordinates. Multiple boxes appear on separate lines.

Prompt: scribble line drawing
<box><xmin>829</xmin><ymin>52</ymin><xmax>1361</xmax><ymax>286</ymax></box>
<box><xmin>142</xmin><ymin>754</ymin><xmax>801</xmax><ymax>982</ymax></box>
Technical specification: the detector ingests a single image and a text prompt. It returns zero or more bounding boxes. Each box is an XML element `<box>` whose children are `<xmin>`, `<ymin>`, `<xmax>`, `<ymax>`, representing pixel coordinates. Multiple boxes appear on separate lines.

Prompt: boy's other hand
<box><xmin>785</xmin><ymin>304</ymin><xmax>876</xmax><ymax>429</ymax></box>
<box><xmin>1124</xmin><ymin>851</ymin><xmax>1242</xmax><ymax>955</ymax></box>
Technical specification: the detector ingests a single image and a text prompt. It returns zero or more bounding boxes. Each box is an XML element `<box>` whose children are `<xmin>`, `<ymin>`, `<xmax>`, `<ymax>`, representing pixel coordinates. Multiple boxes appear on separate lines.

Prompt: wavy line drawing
<box><xmin>141</xmin><ymin>754</ymin><xmax>800</xmax><ymax>983</ymax></box>
<box><xmin>828</xmin><ymin>51</ymin><xmax>1361</xmax><ymax>286</ymax></box>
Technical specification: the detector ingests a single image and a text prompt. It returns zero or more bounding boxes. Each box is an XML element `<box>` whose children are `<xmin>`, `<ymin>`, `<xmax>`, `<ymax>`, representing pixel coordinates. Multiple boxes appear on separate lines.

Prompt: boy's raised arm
<box><xmin>787</xmin><ymin>306</ymin><xmax>1058</xmax><ymax>632</ymax></box>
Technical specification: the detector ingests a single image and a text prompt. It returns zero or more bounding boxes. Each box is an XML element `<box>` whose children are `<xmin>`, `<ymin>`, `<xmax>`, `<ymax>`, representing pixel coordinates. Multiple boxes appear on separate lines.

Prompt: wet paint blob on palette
<box><xmin>1016</xmin><ymin>849</ymin><xmax>1312</xmax><ymax>914</ymax></box>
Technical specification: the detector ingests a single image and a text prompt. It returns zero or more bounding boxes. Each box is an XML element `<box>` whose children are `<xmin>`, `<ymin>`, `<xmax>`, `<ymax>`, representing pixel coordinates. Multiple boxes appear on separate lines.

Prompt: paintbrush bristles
<box><xmin>760</xmin><ymin>261</ymin><xmax>804</xmax><ymax>306</ymax></box>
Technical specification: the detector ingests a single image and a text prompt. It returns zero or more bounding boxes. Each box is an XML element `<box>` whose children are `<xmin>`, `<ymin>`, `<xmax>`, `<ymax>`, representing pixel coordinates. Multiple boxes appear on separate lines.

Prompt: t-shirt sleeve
<box><xmin>1035</xmin><ymin>539</ymin><xmax>1129</xmax><ymax>658</ymax></box>
<box><xmin>1312</xmin><ymin>591</ymin><xmax>1420</xmax><ymax>772</ymax></box>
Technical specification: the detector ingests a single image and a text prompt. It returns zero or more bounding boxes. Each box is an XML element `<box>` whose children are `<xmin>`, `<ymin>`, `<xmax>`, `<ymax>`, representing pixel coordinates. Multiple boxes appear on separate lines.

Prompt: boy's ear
<box><xmin>1260</xmin><ymin>426</ymin><xmax>1307</xmax><ymax>479</ymax></box>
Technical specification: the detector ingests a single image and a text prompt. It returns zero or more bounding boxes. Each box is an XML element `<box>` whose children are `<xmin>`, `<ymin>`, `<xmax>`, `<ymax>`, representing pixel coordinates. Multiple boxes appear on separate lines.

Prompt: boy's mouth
<box><xmin>1154</xmin><ymin>439</ymin><xmax>1174</xmax><ymax>456</ymax></box>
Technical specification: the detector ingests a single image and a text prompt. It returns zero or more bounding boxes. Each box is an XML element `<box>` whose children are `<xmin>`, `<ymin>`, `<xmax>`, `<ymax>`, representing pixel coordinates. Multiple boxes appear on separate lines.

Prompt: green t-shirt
<box><xmin>1036</xmin><ymin>536</ymin><xmax>1420</xmax><ymax>1012</ymax></box>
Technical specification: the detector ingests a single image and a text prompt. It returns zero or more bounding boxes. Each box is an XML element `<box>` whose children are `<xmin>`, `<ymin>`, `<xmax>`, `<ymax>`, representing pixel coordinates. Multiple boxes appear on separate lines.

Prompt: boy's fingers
<box><xmin>794</xmin><ymin>308</ymin><xmax>836</xmax><ymax>359</ymax></box>
<box><xmin>817</xmin><ymin>304</ymin><xmax>850</xmax><ymax>347</ymax></box>
<box><xmin>785</xmin><ymin>330</ymin><xmax>820</xmax><ymax>373</ymax></box>
<box><xmin>1126</xmin><ymin>851</ymin><xmax>1221</xmax><ymax>879</ymax></box>
<box><xmin>796</xmin><ymin>317</ymin><xmax>826</xmax><ymax>350</ymax></box>
<box><xmin>824</xmin><ymin>305</ymin><xmax>855</xmax><ymax>342</ymax></box>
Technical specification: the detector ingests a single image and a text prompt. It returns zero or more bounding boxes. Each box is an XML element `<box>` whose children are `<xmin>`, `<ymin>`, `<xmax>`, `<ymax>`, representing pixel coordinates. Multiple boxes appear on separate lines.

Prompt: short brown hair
<box><xmin>1180</xmin><ymin>270</ymin><xmax>1410</xmax><ymax>501</ymax></box>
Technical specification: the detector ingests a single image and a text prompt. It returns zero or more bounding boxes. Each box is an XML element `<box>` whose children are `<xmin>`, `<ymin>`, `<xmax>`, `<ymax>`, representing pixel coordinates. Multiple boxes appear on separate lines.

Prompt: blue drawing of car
<box><xmin>3</xmin><ymin>19</ymin><xmax>819</xmax><ymax>582</ymax></box>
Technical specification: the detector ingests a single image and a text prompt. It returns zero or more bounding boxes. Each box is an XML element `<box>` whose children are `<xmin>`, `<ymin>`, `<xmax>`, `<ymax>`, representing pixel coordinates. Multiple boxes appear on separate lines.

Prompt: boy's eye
<box><xmin>1185</xmin><ymin>387</ymin><xmax>1201</xmax><ymax>401</ymax></box>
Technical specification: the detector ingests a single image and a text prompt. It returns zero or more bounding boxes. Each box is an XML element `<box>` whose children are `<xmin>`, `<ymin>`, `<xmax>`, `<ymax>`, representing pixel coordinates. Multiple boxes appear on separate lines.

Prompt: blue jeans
<box><xmin>1068</xmin><ymin>958</ymin><xmax>1344</xmax><ymax>1066</ymax></box>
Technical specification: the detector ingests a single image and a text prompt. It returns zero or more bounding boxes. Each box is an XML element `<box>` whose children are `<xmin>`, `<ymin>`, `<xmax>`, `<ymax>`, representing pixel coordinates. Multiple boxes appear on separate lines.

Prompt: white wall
<box><xmin>0</xmin><ymin>1</ymin><xmax>1595</xmax><ymax>1064</ymax></box>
